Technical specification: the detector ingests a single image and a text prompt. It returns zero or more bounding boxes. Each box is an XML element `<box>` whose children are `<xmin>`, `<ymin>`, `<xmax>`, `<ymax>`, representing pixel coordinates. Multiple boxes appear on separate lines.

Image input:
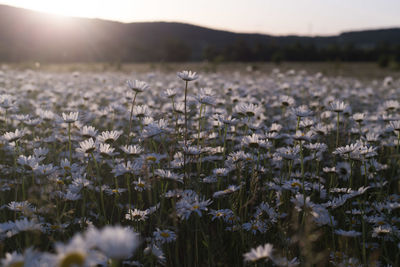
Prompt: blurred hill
<box><xmin>0</xmin><ymin>4</ymin><xmax>399</xmax><ymax>63</ymax></box>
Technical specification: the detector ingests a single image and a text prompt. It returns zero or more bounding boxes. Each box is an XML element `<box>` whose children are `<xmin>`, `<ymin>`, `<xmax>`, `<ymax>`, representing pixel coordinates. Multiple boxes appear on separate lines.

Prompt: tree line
<box><xmin>203</xmin><ymin>40</ymin><xmax>400</xmax><ymax>66</ymax></box>
<box><xmin>1</xmin><ymin>38</ymin><xmax>399</xmax><ymax>66</ymax></box>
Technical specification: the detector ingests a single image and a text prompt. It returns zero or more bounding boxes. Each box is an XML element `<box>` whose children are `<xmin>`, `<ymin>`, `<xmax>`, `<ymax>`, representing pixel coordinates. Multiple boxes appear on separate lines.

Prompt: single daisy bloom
<box><xmin>330</xmin><ymin>100</ymin><xmax>348</xmax><ymax>113</ymax></box>
<box><xmin>154</xmin><ymin>228</ymin><xmax>177</xmax><ymax>244</ymax></box>
<box><xmin>235</xmin><ymin>102</ymin><xmax>260</xmax><ymax>117</ymax></box>
<box><xmin>62</xmin><ymin>112</ymin><xmax>79</xmax><ymax>123</ymax></box>
<box><xmin>353</xmin><ymin>113</ymin><xmax>365</xmax><ymax>123</ymax></box>
<box><xmin>76</xmin><ymin>138</ymin><xmax>97</xmax><ymax>154</ymax></box>
<box><xmin>3</xmin><ymin>129</ymin><xmax>24</xmax><ymax>142</ymax></box>
<box><xmin>155</xmin><ymin>169</ymin><xmax>184</xmax><ymax>183</ymax></box>
<box><xmin>292</xmin><ymin>105</ymin><xmax>314</xmax><ymax>117</ymax></box>
<box><xmin>97</xmin><ymin>130</ymin><xmax>122</xmax><ymax>143</ymax></box>
<box><xmin>162</xmin><ymin>88</ymin><xmax>178</xmax><ymax>98</ymax></box>
<box><xmin>125</xmin><ymin>208</ymin><xmax>149</xmax><ymax>221</ymax></box>
<box><xmin>132</xmin><ymin>105</ymin><xmax>152</xmax><ymax>118</ymax></box>
<box><xmin>120</xmin><ymin>144</ymin><xmax>144</xmax><ymax>156</ymax></box>
<box><xmin>80</xmin><ymin>125</ymin><xmax>98</xmax><ymax>138</ymax></box>
<box><xmin>56</xmin><ymin>233</ymin><xmax>102</xmax><ymax>267</ymax></box>
<box><xmin>243</xmin><ymin>243</ymin><xmax>274</xmax><ymax>262</ymax></box>
<box><xmin>133</xmin><ymin>177</ymin><xmax>149</xmax><ymax>191</ymax></box>
<box><xmin>127</xmin><ymin>80</ymin><xmax>149</xmax><ymax>93</ymax></box>
<box><xmin>99</xmin><ymin>143</ymin><xmax>117</xmax><ymax>157</ymax></box>
<box><xmin>177</xmin><ymin>70</ymin><xmax>199</xmax><ymax>81</ymax></box>
<box><xmin>86</xmin><ymin>226</ymin><xmax>140</xmax><ymax>260</ymax></box>
<box><xmin>280</xmin><ymin>95</ymin><xmax>295</xmax><ymax>107</ymax></box>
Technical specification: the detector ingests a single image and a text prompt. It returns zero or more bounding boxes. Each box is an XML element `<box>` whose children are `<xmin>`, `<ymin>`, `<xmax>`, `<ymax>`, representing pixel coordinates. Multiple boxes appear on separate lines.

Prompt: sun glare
<box><xmin>9</xmin><ymin>0</ymin><xmax>106</xmax><ymax>18</ymax></box>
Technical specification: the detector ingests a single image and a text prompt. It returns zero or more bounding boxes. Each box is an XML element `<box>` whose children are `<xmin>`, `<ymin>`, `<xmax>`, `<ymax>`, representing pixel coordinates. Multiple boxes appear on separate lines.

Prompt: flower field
<box><xmin>0</xmin><ymin>66</ymin><xmax>400</xmax><ymax>266</ymax></box>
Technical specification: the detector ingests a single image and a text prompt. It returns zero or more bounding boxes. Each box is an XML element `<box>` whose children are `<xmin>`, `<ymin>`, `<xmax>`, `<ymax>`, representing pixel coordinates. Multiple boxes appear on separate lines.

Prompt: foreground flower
<box><xmin>1</xmin><ymin>251</ymin><xmax>24</xmax><ymax>267</ymax></box>
<box><xmin>56</xmin><ymin>233</ymin><xmax>103</xmax><ymax>267</ymax></box>
<box><xmin>86</xmin><ymin>226</ymin><xmax>140</xmax><ymax>260</ymax></box>
<box><xmin>243</xmin><ymin>243</ymin><xmax>274</xmax><ymax>262</ymax></box>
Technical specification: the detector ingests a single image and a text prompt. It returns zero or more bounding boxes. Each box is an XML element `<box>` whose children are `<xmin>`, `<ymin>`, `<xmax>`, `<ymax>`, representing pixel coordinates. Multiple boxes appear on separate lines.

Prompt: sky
<box><xmin>0</xmin><ymin>0</ymin><xmax>399</xmax><ymax>36</ymax></box>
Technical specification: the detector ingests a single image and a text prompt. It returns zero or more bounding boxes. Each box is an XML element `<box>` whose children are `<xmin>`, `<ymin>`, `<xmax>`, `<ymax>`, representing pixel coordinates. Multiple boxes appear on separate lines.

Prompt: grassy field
<box><xmin>0</xmin><ymin>63</ymin><xmax>399</xmax><ymax>266</ymax></box>
<box><xmin>3</xmin><ymin>61</ymin><xmax>400</xmax><ymax>79</ymax></box>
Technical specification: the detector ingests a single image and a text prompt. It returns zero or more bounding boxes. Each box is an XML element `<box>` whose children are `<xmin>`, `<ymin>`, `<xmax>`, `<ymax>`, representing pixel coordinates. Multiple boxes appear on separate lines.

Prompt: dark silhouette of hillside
<box><xmin>0</xmin><ymin>4</ymin><xmax>399</xmax><ymax>63</ymax></box>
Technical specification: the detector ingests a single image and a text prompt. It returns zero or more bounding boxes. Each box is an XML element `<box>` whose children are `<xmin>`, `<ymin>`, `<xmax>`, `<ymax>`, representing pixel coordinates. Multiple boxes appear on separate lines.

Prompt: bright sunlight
<box><xmin>4</xmin><ymin>0</ymin><xmax>112</xmax><ymax>18</ymax></box>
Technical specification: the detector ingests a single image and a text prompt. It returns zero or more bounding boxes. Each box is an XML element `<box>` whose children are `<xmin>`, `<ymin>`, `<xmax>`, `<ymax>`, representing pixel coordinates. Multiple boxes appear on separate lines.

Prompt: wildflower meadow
<box><xmin>0</xmin><ymin>66</ymin><xmax>399</xmax><ymax>266</ymax></box>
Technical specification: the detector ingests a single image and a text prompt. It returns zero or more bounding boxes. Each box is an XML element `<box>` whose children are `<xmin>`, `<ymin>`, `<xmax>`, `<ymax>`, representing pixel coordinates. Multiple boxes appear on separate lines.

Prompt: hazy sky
<box><xmin>1</xmin><ymin>0</ymin><xmax>399</xmax><ymax>35</ymax></box>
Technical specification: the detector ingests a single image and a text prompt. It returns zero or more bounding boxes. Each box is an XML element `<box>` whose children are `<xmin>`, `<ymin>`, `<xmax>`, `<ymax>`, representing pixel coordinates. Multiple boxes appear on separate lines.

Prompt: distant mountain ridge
<box><xmin>0</xmin><ymin>4</ymin><xmax>399</xmax><ymax>62</ymax></box>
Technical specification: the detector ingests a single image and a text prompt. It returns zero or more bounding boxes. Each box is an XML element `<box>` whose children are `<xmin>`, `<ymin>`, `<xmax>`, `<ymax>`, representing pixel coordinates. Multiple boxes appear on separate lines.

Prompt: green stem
<box><xmin>110</xmin><ymin>259</ymin><xmax>120</xmax><ymax>267</ymax></box>
<box><xmin>171</xmin><ymin>96</ymin><xmax>179</xmax><ymax>137</ymax></box>
<box><xmin>68</xmin><ymin>123</ymin><xmax>72</xmax><ymax>163</ymax></box>
<box><xmin>126</xmin><ymin>174</ymin><xmax>132</xmax><ymax>215</ymax></box>
<box><xmin>363</xmin><ymin>159</ymin><xmax>368</xmax><ymax>186</ymax></box>
<box><xmin>183</xmin><ymin>80</ymin><xmax>189</xmax><ymax>181</ymax></box>
<box><xmin>349</xmin><ymin>160</ymin><xmax>353</xmax><ymax>189</ymax></box>
<box><xmin>128</xmin><ymin>91</ymin><xmax>138</xmax><ymax>143</ymax></box>
<box><xmin>4</xmin><ymin>109</ymin><xmax>7</xmax><ymax>130</ymax></box>
<box><xmin>184</xmin><ymin>80</ymin><xmax>189</xmax><ymax>145</ymax></box>
<box><xmin>222</xmin><ymin>125</ymin><xmax>228</xmax><ymax>157</ymax></box>
<box><xmin>197</xmin><ymin>104</ymin><xmax>203</xmax><ymax>148</ymax></box>
<box><xmin>336</xmin><ymin>112</ymin><xmax>340</xmax><ymax>147</ymax></box>
<box><xmin>91</xmin><ymin>152</ymin><xmax>106</xmax><ymax>222</ymax></box>
<box><xmin>296</xmin><ymin>116</ymin><xmax>300</xmax><ymax>131</ymax></box>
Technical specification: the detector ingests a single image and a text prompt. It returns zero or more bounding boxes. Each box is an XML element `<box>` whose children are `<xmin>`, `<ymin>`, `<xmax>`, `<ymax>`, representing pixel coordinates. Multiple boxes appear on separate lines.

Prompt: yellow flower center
<box><xmin>291</xmin><ymin>182</ymin><xmax>302</xmax><ymax>188</ymax></box>
<box><xmin>10</xmin><ymin>262</ymin><xmax>24</xmax><ymax>267</ymax></box>
<box><xmin>59</xmin><ymin>252</ymin><xmax>86</xmax><ymax>267</ymax></box>
<box><xmin>335</xmin><ymin>252</ymin><xmax>342</xmax><ymax>258</ymax></box>
<box><xmin>160</xmin><ymin>232</ymin><xmax>170</xmax><ymax>238</ymax></box>
<box><xmin>192</xmin><ymin>205</ymin><xmax>199</xmax><ymax>210</ymax></box>
<box><xmin>146</xmin><ymin>156</ymin><xmax>157</xmax><ymax>162</ymax></box>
